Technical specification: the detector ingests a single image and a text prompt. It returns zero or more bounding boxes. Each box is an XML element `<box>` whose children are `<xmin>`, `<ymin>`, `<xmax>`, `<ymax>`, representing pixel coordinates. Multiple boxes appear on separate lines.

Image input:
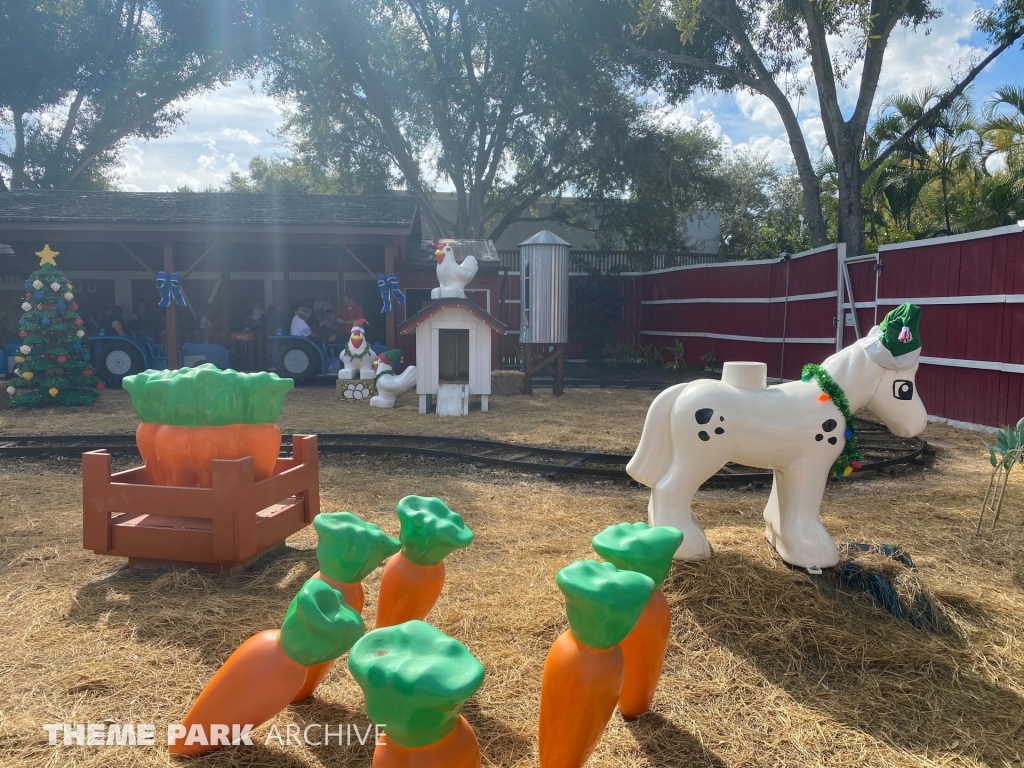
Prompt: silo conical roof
<box><xmin>518</xmin><ymin>230</ymin><xmax>571</xmax><ymax>247</ymax></box>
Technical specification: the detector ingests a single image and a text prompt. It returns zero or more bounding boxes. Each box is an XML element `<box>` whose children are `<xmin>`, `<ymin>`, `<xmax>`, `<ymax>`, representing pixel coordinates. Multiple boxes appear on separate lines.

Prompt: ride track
<box><xmin>0</xmin><ymin>419</ymin><xmax>925</xmax><ymax>483</ymax></box>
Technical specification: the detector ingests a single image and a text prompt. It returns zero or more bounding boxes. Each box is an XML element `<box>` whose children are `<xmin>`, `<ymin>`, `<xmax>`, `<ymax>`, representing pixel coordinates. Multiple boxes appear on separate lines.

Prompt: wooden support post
<box><xmin>220</xmin><ymin>260</ymin><xmax>231</xmax><ymax>346</ymax></box>
<box><xmin>523</xmin><ymin>344</ymin><xmax>565</xmax><ymax>396</ymax></box>
<box><xmin>385</xmin><ymin>242</ymin><xmax>397</xmax><ymax>349</ymax></box>
<box><xmin>164</xmin><ymin>242</ymin><xmax>178</xmax><ymax>369</ymax></box>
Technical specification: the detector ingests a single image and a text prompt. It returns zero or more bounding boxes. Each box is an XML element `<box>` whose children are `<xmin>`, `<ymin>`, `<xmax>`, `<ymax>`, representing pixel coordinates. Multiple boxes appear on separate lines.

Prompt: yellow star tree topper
<box><xmin>36</xmin><ymin>244</ymin><xmax>59</xmax><ymax>266</ymax></box>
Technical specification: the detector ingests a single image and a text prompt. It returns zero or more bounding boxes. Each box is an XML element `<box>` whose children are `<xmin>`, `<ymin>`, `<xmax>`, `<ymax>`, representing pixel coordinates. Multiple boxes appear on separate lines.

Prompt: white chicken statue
<box><xmin>431</xmin><ymin>242</ymin><xmax>478</xmax><ymax>299</ymax></box>
<box><xmin>369</xmin><ymin>349</ymin><xmax>417</xmax><ymax>408</ymax></box>
<box><xmin>338</xmin><ymin>319</ymin><xmax>375</xmax><ymax>380</ymax></box>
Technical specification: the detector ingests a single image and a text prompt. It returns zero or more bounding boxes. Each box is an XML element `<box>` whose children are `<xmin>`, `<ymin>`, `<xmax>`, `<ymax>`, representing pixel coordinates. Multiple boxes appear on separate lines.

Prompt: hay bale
<box><xmin>491</xmin><ymin>370</ymin><xmax>527</xmax><ymax>395</ymax></box>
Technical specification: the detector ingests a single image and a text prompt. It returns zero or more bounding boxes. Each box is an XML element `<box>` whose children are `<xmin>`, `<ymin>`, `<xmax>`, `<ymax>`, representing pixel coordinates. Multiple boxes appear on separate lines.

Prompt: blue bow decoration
<box><xmin>377</xmin><ymin>272</ymin><xmax>406</xmax><ymax>313</ymax></box>
<box><xmin>156</xmin><ymin>271</ymin><xmax>170</xmax><ymax>307</ymax></box>
<box><xmin>156</xmin><ymin>272</ymin><xmax>186</xmax><ymax>308</ymax></box>
<box><xmin>169</xmin><ymin>272</ymin><xmax>186</xmax><ymax>307</ymax></box>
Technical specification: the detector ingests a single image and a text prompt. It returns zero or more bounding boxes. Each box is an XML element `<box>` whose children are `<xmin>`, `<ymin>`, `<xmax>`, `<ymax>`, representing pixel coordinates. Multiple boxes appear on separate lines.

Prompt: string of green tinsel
<box><xmin>801</xmin><ymin>363</ymin><xmax>864</xmax><ymax>477</ymax></box>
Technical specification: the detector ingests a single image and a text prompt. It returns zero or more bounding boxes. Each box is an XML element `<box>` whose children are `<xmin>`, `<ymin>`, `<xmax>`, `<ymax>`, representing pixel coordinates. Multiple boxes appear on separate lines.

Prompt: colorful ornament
<box><xmin>74</xmin><ymin>318</ymin><xmax>83</xmax><ymax>327</ymax></box>
<box><xmin>32</xmin><ymin>280</ymin><xmax>43</xmax><ymax>290</ymax></box>
<box><xmin>64</xmin><ymin>292</ymin><xmax>74</xmax><ymax>301</ymax></box>
<box><xmin>49</xmin><ymin>388</ymin><xmax>58</xmax><ymax>397</ymax></box>
<box><xmin>73</xmin><ymin>343</ymin><xmax>82</xmax><ymax>350</ymax></box>
<box><xmin>35</xmin><ymin>244</ymin><xmax>59</xmax><ymax>267</ymax></box>
<box><xmin>77</xmin><ymin>330</ymin><xmax>85</xmax><ymax>338</ymax></box>
<box><xmin>21</xmin><ymin>302</ymin><xmax>31</xmax><ymax>311</ymax></box>
<box><xmin>56</xmin><ymin>301</ymin><xmax>65</xmax><ymax>310</ymax></box>
<box><xmin>84</xmin><ymin>369</ymin><xmax>93</xmax><ymax>377</ymax></box>
<box><xmin>34</xmin><ymin>291</ymin><xmax>43</xmax><ymax>299</ymax></box>
<box><xmin>801</xmin><ymin>363</ymin><xmax>864</xmax><ymax>478</ymax></box>
<box><xmin>6</xmin><ymin>386</ymin><xmax>14</xmax><ymax>396</ymax></box>
<box><xmin>96</xmin><ymin>382</ymin><xmax>105</xmax><ymax>390</ymax></box>
<box><xmin>22</xmin><ymin>371</ymin><xmax>33</xmax><ymax>380</ymax></box>
<box><xmin>71</xmin><ymin>302</ymin><xmax>79</xmax><ymax>310</ymax></box>
<box><xmin>57</xmin><ymin>355</ymin><xmax>67</xmax><ymax>364</ymax></box>
<box><xmin>14</xmin><ymin>356</ymin><xmax>24</xmax><ymax>363</ymax></box>
<box><xmin>42</xmin><ymin>317</ymin><xmax>51</xmax><ymax>325</ymax></box>
<box><xmin>19</xmin><ymin>345</ymin><xmax>30</xmax><ymax>354</ymax></box>
<box><xmin>19</xmin><ymin>331</ymin><xmax>27</xmax><ymax>338</ymax></box>
<box><xmin>50</xmin><ymin>282</ymin><xmax>61</xmax><ymax>291</ymax></box>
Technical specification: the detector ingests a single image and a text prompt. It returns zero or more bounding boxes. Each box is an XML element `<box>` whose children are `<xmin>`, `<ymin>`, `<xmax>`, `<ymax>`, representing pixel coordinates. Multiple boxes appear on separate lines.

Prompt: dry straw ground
<box><xmin>0</xmin><ymin>389</ymin><xmax>1022</xmax><ymax>768</ymax></box>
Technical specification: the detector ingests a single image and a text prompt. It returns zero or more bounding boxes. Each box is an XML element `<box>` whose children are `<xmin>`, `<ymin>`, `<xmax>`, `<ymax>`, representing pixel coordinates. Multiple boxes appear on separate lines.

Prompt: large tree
<box><xmin>0</xmin><ymin>0</ymin><xmax>255</xmax><ymax>190</ymax></box>
<box><xmin>262</xmin><ymin>0</ymin><xmax>678</xmax><ymax>241</ymax></box>
<box><xmin>623</xmin><ymin>0</ymin><xmax>1024</xmax><ymax>255</ymax></box>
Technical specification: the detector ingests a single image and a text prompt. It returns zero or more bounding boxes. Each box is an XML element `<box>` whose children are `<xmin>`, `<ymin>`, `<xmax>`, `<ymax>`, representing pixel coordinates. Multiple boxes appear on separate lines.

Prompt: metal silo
<box><xmin>519</xmin><ymin>230</ymin><xmax>570</xmax><ymax>344</ymax></box>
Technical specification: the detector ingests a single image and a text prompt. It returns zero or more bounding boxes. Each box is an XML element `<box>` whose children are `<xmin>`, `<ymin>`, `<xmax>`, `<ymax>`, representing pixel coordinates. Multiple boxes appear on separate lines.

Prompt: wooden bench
<box><xmin>83</xmin><ymin>434</ymin><xmax>320</xmax><ymax>570</ymax></box>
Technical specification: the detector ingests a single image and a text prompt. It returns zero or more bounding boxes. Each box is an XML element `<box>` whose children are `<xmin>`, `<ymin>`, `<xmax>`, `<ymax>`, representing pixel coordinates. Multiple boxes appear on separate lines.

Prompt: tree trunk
<box><xmin>12</xmin><ymin>112</ymin><xmax>26</xmax><ymax>189</ymax></box>
<box><xmin>835</xmin><ymin>139</ymin><xmax>865</xmax><ymax>257</ymax></box>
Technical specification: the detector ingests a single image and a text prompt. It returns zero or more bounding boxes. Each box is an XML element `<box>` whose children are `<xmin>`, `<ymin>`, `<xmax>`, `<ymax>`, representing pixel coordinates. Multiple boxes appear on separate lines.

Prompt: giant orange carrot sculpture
<box><xmin>538</xmin><ymin>560</ymin><xmax>654</xmax><ymax>768</ymax></box>
<box><xmin>170</xmin><ymin>578</ymin><xmax>363</xmax><ymax>757</ymax></box>
<box><xmin>376</xmin><ymin>496</ymin><xmax>473</xmax><ymax>628</ymax></box>
<box><xmin>591</xmin><ymin>522</ymin><xmax>683</xmax><ymax>719</ymax></box>
<box><xmin>349</xmin><ymin>620</ymin><xmax>485</xmax><ymax>768</ymax></box>
<box><xmin>292</xmin><ymin>511</ymin><xmax>401</xmax><ymax>702</ymax></box>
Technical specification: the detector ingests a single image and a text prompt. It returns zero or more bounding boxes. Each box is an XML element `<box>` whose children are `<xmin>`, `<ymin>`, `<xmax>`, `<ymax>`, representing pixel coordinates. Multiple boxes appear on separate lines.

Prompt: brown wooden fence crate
<box><xmin>83</xmin><ymin>434</ymin><xmax>320</xmax><ymax>569</ymax></box>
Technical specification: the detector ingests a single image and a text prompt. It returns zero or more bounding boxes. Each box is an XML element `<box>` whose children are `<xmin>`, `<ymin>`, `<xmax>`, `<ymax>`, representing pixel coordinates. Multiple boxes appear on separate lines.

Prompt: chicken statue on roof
<box><xmin>431</xmin><ymin>242</ymin><xmax>478</xmax><ymax>299</ymax></box>
<box><xmin>338</xmin><ymin>319</ymin><xmax>375</xmax><ymax>380</ymax></box>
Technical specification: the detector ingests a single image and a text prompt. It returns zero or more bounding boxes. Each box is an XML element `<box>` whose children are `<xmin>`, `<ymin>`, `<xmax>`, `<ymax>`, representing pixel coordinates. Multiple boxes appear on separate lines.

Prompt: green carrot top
<box><xmin>278</xmin><ymin>578</ymin><xmax>365</xmax><ymax>667</ymax></box>
<box><xmin>314</xmin><ymin>512</ymin><xmax>401</xmax><ymax>583</ymax></box>
<box><xmin>591</xmin><ymin>522</ymin><xmax>683</xmax><ymax>587</ymax></box>
<box><xmin>348</xmin><ymin>620</ymin><xmax>485</xmax><ymax>749</ymax></box>
<box><xmin>122</xmin><ymin>364</ymin><xmax>293</xmax><ymax>426</ymax></box>
<box><xmin>556</xmin><ymin>560</ymin><xmax>655</xmax><ymax>650</ymax></box>
<box><xmin>396</xmin><ymin>495</ymin><xmax>474</xmax><ymax>567</ymax></box>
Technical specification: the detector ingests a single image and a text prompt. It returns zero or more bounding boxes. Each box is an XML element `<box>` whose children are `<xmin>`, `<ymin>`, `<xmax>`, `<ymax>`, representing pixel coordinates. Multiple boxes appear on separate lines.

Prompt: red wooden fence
<box><xmin>495</xmin><ymin>225</ymin><xmax>1024</xmax><ymax>427</ymax></box>
<box><xmin>875</xmin><ymin>225</ymin><xmax>1024</xmax><ymax>428</ymax></box>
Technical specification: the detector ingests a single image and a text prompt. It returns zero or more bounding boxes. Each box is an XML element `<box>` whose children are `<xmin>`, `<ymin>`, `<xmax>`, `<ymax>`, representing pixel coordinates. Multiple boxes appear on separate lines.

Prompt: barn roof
<box><xmin>0</xmin><ymin>190</ymin><xmax>418</xmax><ymax>230</ymax></box>
<box><xmin>398</xmin><ymin>299</ymin><xmax>507</xmax><ymax>335</ymax></box>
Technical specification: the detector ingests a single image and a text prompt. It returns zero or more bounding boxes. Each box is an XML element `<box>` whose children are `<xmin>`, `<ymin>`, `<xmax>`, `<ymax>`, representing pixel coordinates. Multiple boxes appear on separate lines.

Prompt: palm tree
<box><xmin>982</xmin><ymin>86</ymin><xmax>1024</xmax><ymax>175</ymax></box>
<box><xmin>874</xmin><ymin>89</ymin><xmax>941</xmax><ymax>232</ymax></box>
<box><xmin>927</xmin><ymin>94</ymin><xmax>982</xmax><ymax>234</ymax></box>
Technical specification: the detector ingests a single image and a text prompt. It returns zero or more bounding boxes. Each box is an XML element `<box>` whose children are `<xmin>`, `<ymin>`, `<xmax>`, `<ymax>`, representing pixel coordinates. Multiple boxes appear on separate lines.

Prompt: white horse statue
<box><xmin>627</xmin><ymin>303</ymin><xmax>927</xmax><ymax>569</ymax></box>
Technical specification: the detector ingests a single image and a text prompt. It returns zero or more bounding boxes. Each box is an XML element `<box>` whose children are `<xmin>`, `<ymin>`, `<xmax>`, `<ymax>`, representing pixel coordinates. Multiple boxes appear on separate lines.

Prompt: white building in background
<box><xmin>430</xmin><ymin>194</ymin><xmax>721</xmax><ymax>253</ymax></box>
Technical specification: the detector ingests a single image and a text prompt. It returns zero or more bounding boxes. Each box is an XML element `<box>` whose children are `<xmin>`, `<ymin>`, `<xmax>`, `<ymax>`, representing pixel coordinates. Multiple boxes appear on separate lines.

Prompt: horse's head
<box><xmin>865</xmin><ymin>361</ymin><xmax>927</xmax><ymax>437</ymax></box>
<box><xmin>861</xmin><ymin>302</ymin><xmax>927</xmax><ymax>438</ymax></box>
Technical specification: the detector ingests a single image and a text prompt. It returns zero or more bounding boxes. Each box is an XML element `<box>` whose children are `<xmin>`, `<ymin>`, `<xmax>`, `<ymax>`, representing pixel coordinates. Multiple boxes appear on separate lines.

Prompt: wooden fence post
<box><xmin>82</xmin><ymin>450</ymin><xmax>113</xmax><ymax>553</ymax></box>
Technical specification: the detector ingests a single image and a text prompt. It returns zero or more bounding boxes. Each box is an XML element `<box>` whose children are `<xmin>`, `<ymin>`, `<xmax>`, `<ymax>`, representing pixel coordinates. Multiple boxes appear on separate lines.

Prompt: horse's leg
<box><xmin>772</xmin><ymin>460</ymin><xmax>840</xmax><ymax>568</ymax></box>
<box><xmin>763</xmin><ymin>470</ymin><xmax>782</xmax><ymax>548</ymax></box>
<box><xmin>649</xmin><ymin>465</ymin><xmax>714</xmax><ymax>561</ymax></box>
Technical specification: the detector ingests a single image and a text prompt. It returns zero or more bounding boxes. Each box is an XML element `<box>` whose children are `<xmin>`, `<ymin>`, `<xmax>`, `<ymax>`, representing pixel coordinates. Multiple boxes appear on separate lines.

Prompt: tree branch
<box><xmin>849</xmin><ymin>0</ymin><xmax>913</xmax><ymax>136</ymax></box>
<box><xmin>622</xmin><ymin>39</ymin><xmax>762</xmax><ymax>90</ymax></box>
<box><xmin>864</xmin><ymin>35</ymin><xmax>1023</xmax><ymax>177</ymax></box>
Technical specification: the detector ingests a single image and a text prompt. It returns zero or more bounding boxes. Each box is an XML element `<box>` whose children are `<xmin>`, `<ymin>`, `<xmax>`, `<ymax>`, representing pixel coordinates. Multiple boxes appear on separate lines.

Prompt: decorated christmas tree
<box><xmin>6</xmin><ymin>245</ymin><xmax>104</xmax><ymax>407</ymax></box>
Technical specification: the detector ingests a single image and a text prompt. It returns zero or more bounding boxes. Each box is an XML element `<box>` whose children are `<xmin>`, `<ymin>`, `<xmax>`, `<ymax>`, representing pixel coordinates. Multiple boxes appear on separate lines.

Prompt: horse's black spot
<box><xmin>822</xmin><ymin>419</ymin><xmax>838</xmax><ymax>432</ymax></box>
<box><xmin>720</xmin><ymin>415</ymin><xmax>724</xmax><ymax>421</ymax></box>
<box><xmin>828</xmin><ymin>436</ymin><xmax>837</xmax><ymax>445</ymax></box>
<box><xmin>815</xmin><ymin>434</ymin><xmax>823</xmax><ymax>442</ymax></box>
<box><xmin>698</xmin><ymin>431</ymin><xmax>710</xmax><ymax>441</ymax></box>
<box><xmin>695</xmin><ymin>408</ymin><xmax>714</xmax><ymax>424</ymax></box>
<box><xmin>715</xmin><ymin>427</ymin><xmax>724</xmax><ymax>435</ymax></box>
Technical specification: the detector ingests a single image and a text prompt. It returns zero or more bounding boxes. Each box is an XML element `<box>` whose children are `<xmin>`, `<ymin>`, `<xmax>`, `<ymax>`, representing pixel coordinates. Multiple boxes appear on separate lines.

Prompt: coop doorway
<box><xmin>438</xmin><ymin>328</ymin><xmax>470</xmax><ymax>382</ymax></box>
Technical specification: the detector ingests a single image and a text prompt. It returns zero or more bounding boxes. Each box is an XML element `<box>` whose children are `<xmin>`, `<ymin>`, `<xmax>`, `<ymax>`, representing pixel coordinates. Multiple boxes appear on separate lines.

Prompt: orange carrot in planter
<box><xmin>592</xmin><ymin>522</ymin><xmax>684</xmax><ymax>719</ymax></box>
<box><xmin>376</xmin><ymin>496</ymin><xmax>473</xmax><ymax>628</ymax></box>
<box><xmin>539</xmin><ymin>560</ymin><xmax>654</xmax><ymax>768</ymax></box>
<box><xmin>348</xmin><ymin>621</ymin><xmax>485</xmax><ymax>768</ymax></box>
<box><xmin>292</xmin><ymin>512</ymin><xmax>400</xmax><ymax>702</ymax></box>
<box><xmin>170</xmin><ymin>578</ymin><xmax>363</xmax><ymax>757</ymax></box>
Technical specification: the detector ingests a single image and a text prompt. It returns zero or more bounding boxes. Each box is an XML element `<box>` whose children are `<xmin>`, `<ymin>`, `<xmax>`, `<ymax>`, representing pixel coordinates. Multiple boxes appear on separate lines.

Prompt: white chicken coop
<box><xmin>398</xmin><ymin>299</ymin><xmax>506</xmax><ymax>414</ymax></box>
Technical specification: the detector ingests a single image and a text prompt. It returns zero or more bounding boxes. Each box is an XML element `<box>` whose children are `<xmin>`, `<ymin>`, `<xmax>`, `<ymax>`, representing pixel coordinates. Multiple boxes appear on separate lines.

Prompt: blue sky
<box><xmin>110</xmin><ymin>0</ymin><xmax>1024</xmax><ymax>191</ymax></box>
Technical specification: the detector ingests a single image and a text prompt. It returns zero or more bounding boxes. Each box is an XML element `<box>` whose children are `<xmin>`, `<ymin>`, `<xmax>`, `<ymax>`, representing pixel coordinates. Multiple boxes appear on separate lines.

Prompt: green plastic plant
<box><xmin>556</xmin><ymin>560</ymin><xmax>654</xmax><ymax>650</ymax></box>
<box><xmin>123</xmin><ymin>364</ymin><xmax>293</xmax><ymax>426</ymax></box>
<box><xmin>664</xmin><ymin>341</ymin><xmax>687</xmax><ymax>370</ymax></box>
<box><xmin>591</xmin><ymin>522</ymin><xmax>683</xmax><ymax>587</ymax></box>
<box><xmin>314</xmin><ymin>512</ymin><xmax>401</xmax><ymax>583</ymax></box>
<box><xmin>348</xmin><ymin>620</ymin><xmax>485</xmax><ymax>748</ymax></box>
<box><xmin>978</xmin><ymin>417</ymin><xmax>1024</xmax><ymax>532</ymax></box>
<box><xmin>637</xmin><ymin>343</ymin><xmax>664</xmax><ymax>367</ymax></box>
<box><xmin>278</xmin><ymin>579</ymin><xmax>365</xmax><ymax>666</ymax></box>
<box><xmin>396</xmin><ymin>495</ymin><xmax>474</xmax><ymax>566</ymax></box>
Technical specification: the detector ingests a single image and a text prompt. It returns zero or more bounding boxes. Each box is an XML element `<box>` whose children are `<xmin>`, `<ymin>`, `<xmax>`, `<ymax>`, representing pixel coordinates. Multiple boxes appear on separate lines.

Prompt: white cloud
<box><xmin>734</xmin><ymin>90</ymin><xmax>782</xmax><ymax>129</ymax></box>
<box><xmin>118</xmin><ymin>78</ymin><xmax>288</xmax><ymax>191</ymax></box>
